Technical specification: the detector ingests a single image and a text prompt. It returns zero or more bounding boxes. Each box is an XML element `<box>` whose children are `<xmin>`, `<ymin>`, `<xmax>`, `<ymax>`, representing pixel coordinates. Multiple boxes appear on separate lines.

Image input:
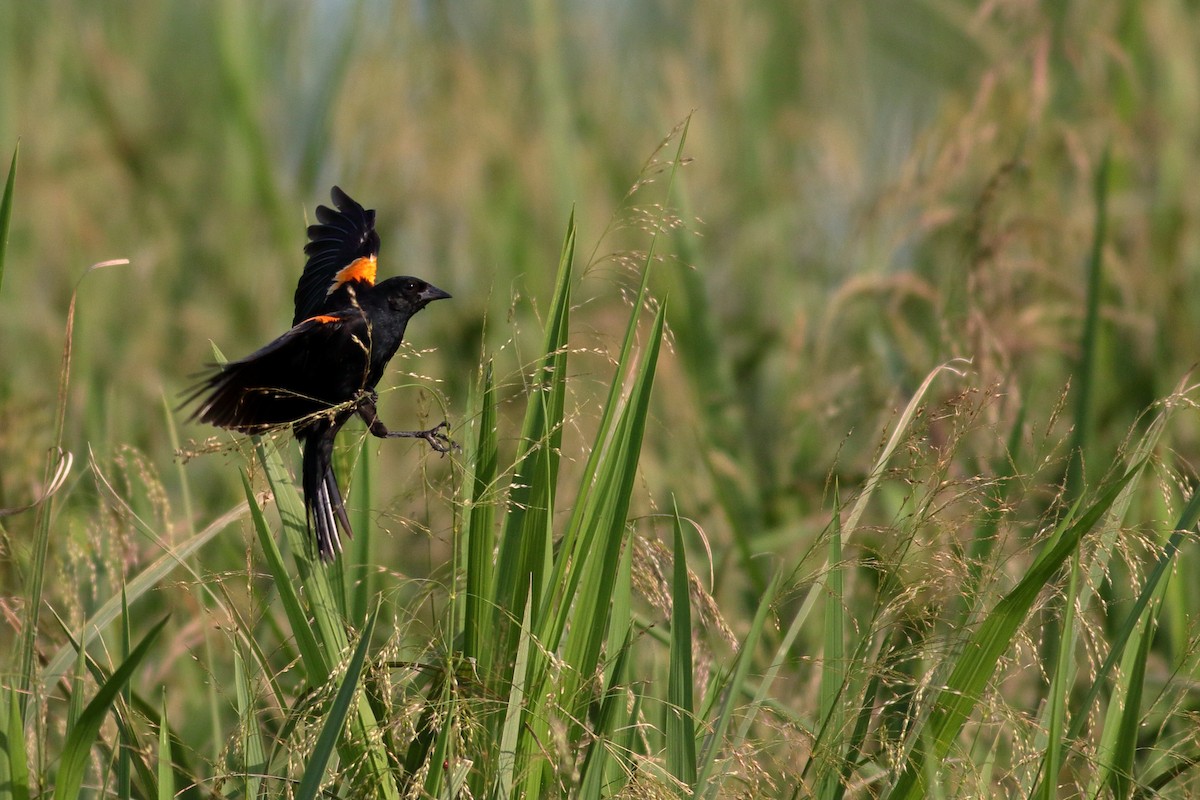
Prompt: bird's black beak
<box><xmin>420</xmin><ymin>284</ymin><xmax>452</xmax><ymax>304</ymax></box>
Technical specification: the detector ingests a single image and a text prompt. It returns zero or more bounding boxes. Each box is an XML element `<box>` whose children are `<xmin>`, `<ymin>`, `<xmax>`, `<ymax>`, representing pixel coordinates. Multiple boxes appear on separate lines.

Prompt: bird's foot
<box><xmin>388</xmin><ymin>421</ymin><xmax>458</xmax><ymax>454</ymax></box>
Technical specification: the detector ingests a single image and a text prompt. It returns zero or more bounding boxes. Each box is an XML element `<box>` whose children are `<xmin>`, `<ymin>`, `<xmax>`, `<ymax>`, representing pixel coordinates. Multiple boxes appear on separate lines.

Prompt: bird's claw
<box><xmin>420</xmin><ymin>421</ymin><xmax>459</xmax><ymax>455</ymax></box>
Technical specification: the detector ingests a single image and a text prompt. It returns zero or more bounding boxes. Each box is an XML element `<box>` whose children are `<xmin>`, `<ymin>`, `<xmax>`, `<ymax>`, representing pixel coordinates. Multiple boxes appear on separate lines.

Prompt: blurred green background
<box><xmin>7</xmin><ymin>1</ymin><xmax>1197</xmax><ymax>552</ymax></box>
<box><xmin>5</xmin><ymin>0</ymin><xmax>1200</xmax><ymax>792</ymax></box>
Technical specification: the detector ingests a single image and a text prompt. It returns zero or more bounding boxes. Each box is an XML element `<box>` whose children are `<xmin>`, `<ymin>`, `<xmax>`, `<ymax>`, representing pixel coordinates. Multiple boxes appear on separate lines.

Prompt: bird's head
<box><xmin>379</xmin><ymin>276</ymin><xmax>452</xmax><ymax>314</ymax></box>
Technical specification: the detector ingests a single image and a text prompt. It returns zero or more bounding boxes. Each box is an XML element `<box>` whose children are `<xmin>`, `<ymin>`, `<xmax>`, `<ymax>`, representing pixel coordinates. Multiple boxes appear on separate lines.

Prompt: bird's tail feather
<box><xmin>302</xmin><ymin>429</ymin><xmax>354</xmax><ymax>561</ymax></box>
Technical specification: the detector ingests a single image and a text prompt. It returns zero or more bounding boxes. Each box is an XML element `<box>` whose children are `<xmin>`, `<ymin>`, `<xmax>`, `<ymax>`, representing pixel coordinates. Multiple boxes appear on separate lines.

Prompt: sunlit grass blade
<box><xmin>295</xmin><ymin>606</ymin><xmax>379</xmax><ymax>800</ymax></box>
<box><xmin>52</xmin><ymin>616</ymin><xmax>169</xmax><ymax>800</ymax></box>
<box><xmin>496</xmin><ymin>592</ymin><xmax>535</xmax><ymax>800</ymax></box>
<box><xmin>885</xmin><ymin>465</ymin><xmax>1142</xmax><ymax>800</ymax></box>
<box><xmin>157</xmin><ymin>692</ymin><xmax>174</xmax><ymax>800</ymax></box>
<box><xmin>1</xmin><ymin>688</ymin><xmax>30</xmax><ymax>800</ymax></box>
<box><xmin>666</xmin><ymin>500</ymin><xmax>697</xmax><ymax>790</ymax></box>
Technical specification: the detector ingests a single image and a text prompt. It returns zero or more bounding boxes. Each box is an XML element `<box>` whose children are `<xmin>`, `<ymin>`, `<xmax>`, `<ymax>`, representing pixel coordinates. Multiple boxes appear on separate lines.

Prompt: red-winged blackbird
<box><xmin>189</xmin><ymin>187</ymin><xmax>452</xmax><ymax>561</ymax></box>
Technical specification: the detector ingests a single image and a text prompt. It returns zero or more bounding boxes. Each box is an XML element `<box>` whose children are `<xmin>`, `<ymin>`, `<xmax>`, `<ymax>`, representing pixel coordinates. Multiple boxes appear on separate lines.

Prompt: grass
<box><xmin>5</xmin><ymin>0</ymin><xmax>1200</xmax><ymax>797</ymax></box>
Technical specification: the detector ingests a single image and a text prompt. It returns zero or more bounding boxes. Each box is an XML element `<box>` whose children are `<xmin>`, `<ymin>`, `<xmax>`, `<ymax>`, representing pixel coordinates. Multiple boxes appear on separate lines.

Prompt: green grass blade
<box><xmin>696</xmin><ymin>570</ymin><xmax>783</xmax><ymax>798</ymax></box>
<box><xmin>117</xmin><ymin>586</ymin><xmax>132</xmax><ymax>800</ymax></box>
<box><xmin>666</xmin><ymin>500</ymin><xmax>697</xmax><ymax>790</ymax></box>
<box><xmin>52</xmin><ymin>615</ymin><xmax>169</xmax><ymax>800</ymax></box>
<box><xmin>421</xmin><ymin>674</ymin><xmax>456</xmax><ymax>799</ymax></box>
<box><xmin>497</xmin><ymin>592</ymin><xmax>535</xmax><ymax>800</ymax></box>
<box><xmin>295</xmin><ymin>606</ymin><xmax>379</xmax><ymax>800</ymax></box>
<box><xmin>463</xmin><ymin>360</ymin><xmax>498</xmax><ymax>664</ymax></box>
<box><xmin>491</xmin><ymin>212</ymin><xmax>574</xmax><ymax>676</ymax></box>
<box><xmin>0</xmin><ymin>142</ymin><xmax>16</xmax><ymax>296</ymax></box>
<box><xmin>348</xmin><ymin>432</ymin><xmax>375</xmax><ymax>627</ymax></box>
<box><xmin>1088</xmin><ymin>595</ymin><xmax>1158</xmax><ymax>800</ymax></box>
<box><xmin>1033</xmin><ymin>553</ymin><xmax>1081</xmax><ymax>800</ymax></box>
<box><xmin>41</xmin><ymin>501</ymin><xmax>247</xmax><ymax>693</ymax></box>
<box><xmin>234</xmin><ymin>647</ymin><xmax>265</xmax><ymax>800</ymax></box>
<box><xmin>560</xmin><ymin>301</ymin><xmax>666</xmax><ymax>728</ymax></box>
<box><xmin>1109</xmin><ymin>611</ymin><xmax>1154</xmax><ymax>800</ymax></box>
<box><xmin>66</xmin><ymin>639</ymin><xmax>86</xmax><ymax>735</ymax></box>
<box><xmin>157</xmin><ymin>692</ymin><xmax>174</xmax><ymax>800</ymax></box>
<box><xmin>256</xmin><ymin>440</ymin><xmax>398</xmax><ymax>799</ymax></box>
<box><xmin>816</xmin><ymin>504</ymin><xmax>846</xmax><ymax>800</ymax></box>
<box><xmin>579</xmin><ymin>626</ymin><xmax>634</xmax><ymax>798</ymax></box>
<box><xmin>257</xmin><ymin>440</ymin><xmax>347</xmax><ymax>652</ymax></box>
<box><xmin>1065</xmin><ymin>485</ymin><xmax>1200</xmax><ymax>742</ymax></box>
<box><xmin>1</xmin><ymin>688</ymin><xmax>30</xmax><ymax>800</ymax></box>
<box><xmin>885</xmin><ymin>465</ymin><xmax>1141</xmax><ymax>800</ymax></box>
<box><xmin>241</xmin><ymin>471</ymin><xmax>329</xmax><ymax>681</ymax></box>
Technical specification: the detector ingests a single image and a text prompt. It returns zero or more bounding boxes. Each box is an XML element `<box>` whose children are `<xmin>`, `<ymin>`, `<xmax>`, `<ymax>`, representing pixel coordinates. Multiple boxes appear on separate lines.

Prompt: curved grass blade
<box><xmin>52</xmin><ymin>616</ymin><xmax>169</xmax><ymax>800</ymax></box>
<box><xmin>885</xmin><ymin>465</ymin><xmax>1141</xmax><ymax>800</ymax></box>
<box><xmin>295</xmin><ymin>606</ymin><xmax>379</xmax><ymax>800</ymax></box>
<box><xmin>696</xmin><ymin>570</ymin><xmax>783</xmax><ymax>799</ymax></box>
<box><xmin>41</xmin><ymin>501</ymin><xmax>247</xmax><ymax>693</ymax></box>
<box><xmin>242</xmin><ymin>471</ymin><xmax>328</xmax><ymax>681</ymax></box>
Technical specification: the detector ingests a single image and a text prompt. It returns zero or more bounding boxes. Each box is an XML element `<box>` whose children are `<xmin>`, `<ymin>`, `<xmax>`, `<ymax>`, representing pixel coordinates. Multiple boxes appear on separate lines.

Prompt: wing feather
<box><xmin>293</xmin><ymin>186</ymin><xmax>381</xmax><ymax>325</ymax></box>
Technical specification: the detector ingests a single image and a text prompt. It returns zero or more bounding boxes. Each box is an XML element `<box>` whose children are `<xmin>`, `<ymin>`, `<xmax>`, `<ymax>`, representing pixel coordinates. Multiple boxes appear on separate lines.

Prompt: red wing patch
<box><xmin>308</xmin><ymin>314</ymin><xmax>343</xmax><ymax>324</ymax></box>
<box><xmin>328</xmin><ymin>255</ymin><xmax>377</xmax><ymax>294</ymax></box>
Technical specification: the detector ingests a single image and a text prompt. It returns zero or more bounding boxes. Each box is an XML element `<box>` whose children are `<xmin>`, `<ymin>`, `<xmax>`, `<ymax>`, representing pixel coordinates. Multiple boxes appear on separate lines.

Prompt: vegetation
<box><xmin>4</xmin><ymin>1</ymin><xmax>1200</xmax><ymax>797</ymax></box>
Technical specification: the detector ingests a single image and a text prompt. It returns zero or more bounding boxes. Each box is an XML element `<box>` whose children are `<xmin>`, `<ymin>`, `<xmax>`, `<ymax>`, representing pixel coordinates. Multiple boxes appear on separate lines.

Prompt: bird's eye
<box><xmin>406</xmin><ymin>280</ymin><xmax>422</xmax><ymax>293</ymax></box>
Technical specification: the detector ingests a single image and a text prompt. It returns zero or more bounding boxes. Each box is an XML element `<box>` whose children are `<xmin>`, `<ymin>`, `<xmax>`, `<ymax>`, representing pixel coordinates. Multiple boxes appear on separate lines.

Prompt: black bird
<box><xmin>189</xmin><ymin>187</ymin><xmax>452</xmax><ymax>560</ymax></box>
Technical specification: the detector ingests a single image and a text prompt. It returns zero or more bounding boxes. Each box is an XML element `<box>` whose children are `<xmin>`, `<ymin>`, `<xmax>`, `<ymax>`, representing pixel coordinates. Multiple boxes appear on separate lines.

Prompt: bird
<box><xmin>188</xmin><ymin>186</ymin><xmax>453</xmax><ymax>560</ymax></box>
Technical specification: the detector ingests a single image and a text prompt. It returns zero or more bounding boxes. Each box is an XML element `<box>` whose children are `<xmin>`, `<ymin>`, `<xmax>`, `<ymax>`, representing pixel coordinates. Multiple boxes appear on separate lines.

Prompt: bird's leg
<box><xmin>355</xmin><ymin>391</ymin><xmax>456</xmax><ymax>454</ymax></box>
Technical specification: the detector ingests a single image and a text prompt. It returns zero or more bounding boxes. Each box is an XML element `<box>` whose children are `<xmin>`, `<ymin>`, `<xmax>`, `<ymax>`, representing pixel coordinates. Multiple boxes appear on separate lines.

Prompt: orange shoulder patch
<box><xmin>329</xmin><ymin>255</ymin><xmax>378</xmax><ymax>294</ymax></box>
<box><xmin>308</xmin><ymin>314</ymin><xmax>342</xmax><ymax>324</ymax></box>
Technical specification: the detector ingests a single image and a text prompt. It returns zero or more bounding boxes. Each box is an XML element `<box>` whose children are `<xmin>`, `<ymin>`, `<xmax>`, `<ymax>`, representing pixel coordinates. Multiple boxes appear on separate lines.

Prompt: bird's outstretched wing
<box><xmin>293</xmin><ymin>186</ymin><xmax>381</xmax><ymax>325</ymax></box>
<box><xmin>187</xmin><ymin>310</ymin><xmax>372</xmax><ymax>433</ymax></box>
